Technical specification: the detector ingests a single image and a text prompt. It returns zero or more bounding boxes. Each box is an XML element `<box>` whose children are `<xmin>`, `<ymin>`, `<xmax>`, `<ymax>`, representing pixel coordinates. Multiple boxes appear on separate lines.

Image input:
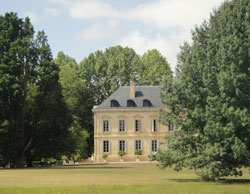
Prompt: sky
<box><xmin>1</xmin><ymin>0</ymin><xmax>225</xmax><ymax>71</ymax></box>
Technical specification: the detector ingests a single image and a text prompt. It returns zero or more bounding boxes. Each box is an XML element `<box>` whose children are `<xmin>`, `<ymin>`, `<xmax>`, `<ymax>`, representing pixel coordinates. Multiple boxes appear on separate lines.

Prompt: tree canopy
<box><xmin>0</xmin><ymin>13</ymin><xmax>71</xmax><ymax>167</ymax></box>
<box><xmin>156</xmin><ymin>0</ymin><xmax>250</xmax><ymax>180</ymax></box>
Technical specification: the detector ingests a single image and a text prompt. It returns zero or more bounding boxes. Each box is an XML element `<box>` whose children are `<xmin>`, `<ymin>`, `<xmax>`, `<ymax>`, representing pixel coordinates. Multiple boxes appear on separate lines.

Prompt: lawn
<box><xmin>0</xmin><ymin>163</ymin><xmax>250</xmax><ymax>194</ymax></box>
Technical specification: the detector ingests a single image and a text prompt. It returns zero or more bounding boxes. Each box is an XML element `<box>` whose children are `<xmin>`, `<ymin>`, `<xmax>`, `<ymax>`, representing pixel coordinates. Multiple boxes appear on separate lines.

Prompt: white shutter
<box><xmin>124</xmin><ymin>120</ymin><xmax>126</xmax><ymax>132</ymax></box>
<box><xmin>157</xmin><ymin>140</ymin><xmax>160</xmax><ymax>152</ymax></box>
<box><xmin>109</xmin><ymin>140</ymin><xmax>112</xmax><ymax>155</ymax></box>
<box><xmin>151</xmin><ymin>120</ymin><xmax>153</xmax><ymax>132</ymax></box>
<box><xmin>125</xmin><ymin>140</ymin><xmax>128</xmax><ymax>153</ymax></box>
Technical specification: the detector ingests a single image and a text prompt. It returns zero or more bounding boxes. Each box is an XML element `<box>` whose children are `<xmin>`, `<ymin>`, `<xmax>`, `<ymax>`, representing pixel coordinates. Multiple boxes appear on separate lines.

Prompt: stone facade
<box><xmin>92</xmin><ymin>83</ymin><xmax>172</xmax><ymax>162</ymax></box>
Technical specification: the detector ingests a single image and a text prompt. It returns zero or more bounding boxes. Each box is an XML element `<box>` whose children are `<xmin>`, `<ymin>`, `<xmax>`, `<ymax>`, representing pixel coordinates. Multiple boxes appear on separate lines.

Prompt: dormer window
<box><xmin>143</xmin><ymin>99</ymin><xmax>152</xmax><ymax>107</ymax></box>
<box><xmin>127</xmin><ymin>99</ymin><xmax>136</xmax><ymax>107</ymax></box>
<box><xmin>111</xmin><ymin>100</ymin><xmax>119</xmax><ymax>107</ymax></box>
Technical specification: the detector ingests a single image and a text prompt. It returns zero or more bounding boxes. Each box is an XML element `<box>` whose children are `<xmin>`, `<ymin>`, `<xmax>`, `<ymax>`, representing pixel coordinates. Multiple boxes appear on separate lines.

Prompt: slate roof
<box><xmin>93</xmin><ymin>86</ymin><xmax>162</xmax><ymax>110</ymax></box>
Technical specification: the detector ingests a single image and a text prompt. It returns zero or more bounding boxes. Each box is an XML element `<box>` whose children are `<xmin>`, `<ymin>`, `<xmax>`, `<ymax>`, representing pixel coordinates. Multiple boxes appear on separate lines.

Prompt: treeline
<box><xmin>0</xmin><ymin>12</ymin><xmax>172</xmax><ymax>168</ymax></box>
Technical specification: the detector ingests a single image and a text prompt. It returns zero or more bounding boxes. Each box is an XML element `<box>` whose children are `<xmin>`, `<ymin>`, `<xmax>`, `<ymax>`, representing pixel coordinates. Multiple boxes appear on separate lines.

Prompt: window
<box><xmin>168</xmin><ymin>122</ymin><xmax>174</xmax><ymax>131</ymax></box>
<box><xmin>135</xmin><ymin>140</ymin><xmax>141</xmax><ymax>150</ymax></box>
<box><xmin>135</xmin><ymin>120</ymin><xmax>141</xmax><ymax>132</ymax></box>
<box><xmin>152</xmin><ymin>119</ymin><xmax>157</xmax><ymax>132</ymax></box>
<box><xmin>119</xmin><ymin>140</ymin><xmax>126</xmax><ymax>151</ymax></box>
<box><xmin>143</xmin><ymin>99</ymin><xmax>152</xmax><ymax>107</ymax></box>
<box><xmin>103</xmin><ymin>140</ymin><xmax>109</xmax><ymax>152</ymax></box>
<box><xmin>103</xmin><ymin>120</ymin><xmax>109</xmax><ymax>132</ymax></box>
<box><xmin>111</xmin><ymin>100</ymin><xmax>119</xmax><ymax>107</ymax></box>
<box><xmin>127</xmin><ymin>99</ymin><xmax>136</xmax><ymax>107</ymax></box>
<box><xmin>151</xmin><ymin>140</ymin><xmax>158</xmax><ymax>152</ymax></box>
<box><xmin>119</xmin><ymin>120</ymin><xmax>126</xmax><ymax>132</ymax></box>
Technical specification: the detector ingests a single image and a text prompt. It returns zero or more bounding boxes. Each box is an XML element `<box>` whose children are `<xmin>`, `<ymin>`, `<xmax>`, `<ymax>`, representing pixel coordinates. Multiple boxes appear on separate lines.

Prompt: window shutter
<box><xmin>157</xmin><ymin>140</ymin><xmax>160</xmax><ymax>151</ymax></box>
<box><xmin>109</xmin><ymin>140</ymin><xmax>112</xmax><ymax>154</ymax></box>
<box><xmin>117</xmin><ymin>140</ymin><xmax>120</xmax><ymax>152</ymax></box>
<box><xmin>151</xmin><ymin>120</ymin><xmax>154</xmax><ymax>132</ymax></box>
<box><xmin>124</xmin><ymin>120</ymin><xmax>126</xmax><ymax>132</ymax></box>
<box><xmin>141</xmin><ymin>140</ymin><xmax>144</xmax><ymax>152</ymax></box>
<box><xmin>108</xmin><ymin>120</ymin><xmax>110</xmax><ymax>132</ymax></box>
<box><xmin>125</xmin><ymin>140</ymin><xmax>128</xmax><ymax>153</ymax></box>
<box><xmin>117</xmin><ymin>120</ymin><xmax>120</xmax><ymax>132</ymax></box>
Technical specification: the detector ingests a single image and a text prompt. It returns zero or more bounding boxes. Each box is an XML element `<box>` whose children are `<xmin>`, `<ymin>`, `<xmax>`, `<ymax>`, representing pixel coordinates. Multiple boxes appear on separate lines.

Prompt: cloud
<box><xmin>48</xmin><ymin>0</ymin><xmax>225</xmax><ymax>70</ymax></box>
<box><xmin>118</xmin><ymin>30</ymin><xmax>179</xmax><ymax>70</ymax></box>
<box><xmin>81</xmin><ymin>21</ymin><xmax>119</xmax><ymax>41</ymax></box>
<box><xmin>49</xmin><ymin>0</ymin><xmax>120</xmax><ymax>19</ymax></box>
<box><xmin>128</xmin><ymin>0</ymin><xmax>223</xmax><ymax>30</ymax></box>
<box><xmin>44</xmin><ymin>8</ymin><xmax>60</xmax><ymax>16</ymax></box>
<box><xmin>24</xmin><ymin>11</ymin><xmax>40</xmax><ymax>23</ymax></box>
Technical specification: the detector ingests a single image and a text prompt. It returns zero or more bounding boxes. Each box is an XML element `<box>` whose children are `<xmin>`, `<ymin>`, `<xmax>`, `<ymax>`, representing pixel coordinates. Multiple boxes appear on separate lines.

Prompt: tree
<box><xmin>156</xmin><ymin>0</ymin><xmax>250</xmax><ymax>180</ymax></box>
<box><xmin>0</xmin><ymin>13</ymin><xmax>71</xmax><ymax>168</ymax></box>
<box><xmin>139</xmin><ymin>49</ymin><xmax>172</xmax><ymax>86</ymax></box>
<box><xmin>55</xmin><ymin>52</ymin><xmax>93</xmax><ymax>156</ymax></box>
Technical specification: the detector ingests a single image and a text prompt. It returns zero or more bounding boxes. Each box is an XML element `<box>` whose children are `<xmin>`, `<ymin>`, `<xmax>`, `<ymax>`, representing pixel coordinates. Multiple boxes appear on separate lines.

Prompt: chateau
<box><xmin>92</xmin><ymin>82</ymin><xmax>174</xmax><ymax>162</ymax></box>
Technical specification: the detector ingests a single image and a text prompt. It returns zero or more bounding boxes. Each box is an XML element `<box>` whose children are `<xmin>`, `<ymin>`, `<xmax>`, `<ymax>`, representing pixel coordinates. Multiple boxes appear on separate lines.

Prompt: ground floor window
<box><xmin>151</xmin><ymin>140</ymin><xmax>158</xmax><ymax>152</ymax></box>
<box><xmin>119</xmin><ymin>140</ymin><xmax>126</xmax><ymax>151</ymax></box>
<box><xmin>103</xmin><ymin>140</ymin><xmax>109</xmax><ymax>152</ymax></box>
<box><xmin>135</xmin><ymin>140</ymin><xmax>141</xmax><ymax>150</ymax></box>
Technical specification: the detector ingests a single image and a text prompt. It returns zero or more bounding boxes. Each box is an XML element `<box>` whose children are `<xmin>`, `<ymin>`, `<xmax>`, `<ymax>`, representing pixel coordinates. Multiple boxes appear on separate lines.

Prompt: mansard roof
<box><xmin>93</xmin><ymin>86</ymin><xmax>162</xmax><ymax>110</ymax></box>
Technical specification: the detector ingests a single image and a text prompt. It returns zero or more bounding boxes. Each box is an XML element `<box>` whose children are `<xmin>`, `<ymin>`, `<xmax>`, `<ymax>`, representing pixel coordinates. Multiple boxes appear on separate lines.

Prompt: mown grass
<box><xmin>0</xmin><ymin>163</ymin><xmax>249</xmax><ymax>194</ymax></box>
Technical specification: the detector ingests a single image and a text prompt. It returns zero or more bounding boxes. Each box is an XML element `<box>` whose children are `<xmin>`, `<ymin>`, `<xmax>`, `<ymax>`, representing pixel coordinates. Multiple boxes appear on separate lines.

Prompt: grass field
<box><xmin>0</xmin><ymin>163</ymin><xmax>250</xmax><ymax>194</ymax></box>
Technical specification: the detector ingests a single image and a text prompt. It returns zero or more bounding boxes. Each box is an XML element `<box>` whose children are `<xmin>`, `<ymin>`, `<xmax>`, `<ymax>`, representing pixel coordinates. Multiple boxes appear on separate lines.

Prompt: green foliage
<box><xmin>118</xmin><ymin>150</ymin><xmax>126</xmax><ymax>158</ymax></box>
<box><xmin>0</xmin><ymin>13</ymin><xmax>71</xmax><ymax>168</ymax></box>
<box><xmin>78</xmin><ymin>46</ymin><xmax>172</xmax><ymax>154</ymax></box>
<box><xmin>156</xmin><ymin>0</ymin><xmax>250</xmax><ymax>180</ymax></box>
<box><xmin>134</xmin><ymin>149</ymin><xmax>142</xmax><ymax>156</ymax></box>
<box><xmin>102</xmin><ymin>153</ymin><xmax>109</xmax><ymax>160</ymax></box>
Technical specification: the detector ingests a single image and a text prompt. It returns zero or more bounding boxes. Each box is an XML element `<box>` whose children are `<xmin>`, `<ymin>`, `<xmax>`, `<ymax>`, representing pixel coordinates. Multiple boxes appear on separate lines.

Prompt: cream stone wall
<box><xmin>93</xmin><ymin>109</ymin><xmax>171</xmax><ymax>162</ymax></box>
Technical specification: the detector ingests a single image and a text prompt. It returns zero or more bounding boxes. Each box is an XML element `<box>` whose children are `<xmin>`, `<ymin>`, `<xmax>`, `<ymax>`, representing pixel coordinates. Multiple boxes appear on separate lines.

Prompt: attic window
<box><xmin>111</xmin><ymin>100</ymin><xmax>119</xmax><ymax>107</ymax></box>
<box><xmin>143</xmin><ymin>99</ymin><xmax>152</xmax><ymax>107</ymax></box>
<box><xmin>127</xmin><ymin>99</ymin><xmax>136</xmax><ymax>107</ymax></box>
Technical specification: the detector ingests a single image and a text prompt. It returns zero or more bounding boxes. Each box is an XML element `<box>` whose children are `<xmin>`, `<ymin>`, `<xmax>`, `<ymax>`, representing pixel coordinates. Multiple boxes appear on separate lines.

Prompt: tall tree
<box><xmin>139</xmin><ymin>49</ymin><xmax>172</xmax><ymax>86</ymax></box>
<box><xmin>55</xmin><ymin>51</ymin><xmax>90</xmax><ymax>158</ymax></box>
<box><xmin>0</xmin><ymin>13</ymin><xmax>71</xmax><ymax>167</ymax></box>
<box><xmin>156</xmin><ymin>0</ymin><xmax>250</xmax><ymax>180</ymax></box>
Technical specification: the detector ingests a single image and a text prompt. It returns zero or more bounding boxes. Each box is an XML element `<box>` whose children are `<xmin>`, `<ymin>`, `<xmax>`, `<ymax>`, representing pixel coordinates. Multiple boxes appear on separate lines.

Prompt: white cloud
<box><xmin>44</xmin><ymin>8</ymin><xmax>60</xmax><ymax>16</ymax></box>
<box><xmin>49</xmin><ymin>0</ymin><xmax>120</xmax><ymax>19</ymax></box>
<box><xmin>117</xmin><ymin>29</ymin><xmax>193</xmax><ymax>70</ymax></box>
<box><xmin>24</xmin><ymin>11</ymin><xmax>40</xmax><ymax>23</ymax></box>
<box><xmin>81</xmin><ymin>20</ymin><xmax>119</xmax><ymax>41</ymax></box>
<box><xmin>48</xmin><ymin>0</ymin><xmax>225</xmax><ymax>70</ymax></box>
<box><xmin>128</xmin><ymin>0</ymin><xmax>223</xmax><ymax>30</ymax></box>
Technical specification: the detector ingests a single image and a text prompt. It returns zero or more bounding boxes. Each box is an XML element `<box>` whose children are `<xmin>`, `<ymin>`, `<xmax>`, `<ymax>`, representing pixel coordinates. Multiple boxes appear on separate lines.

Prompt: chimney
<box><xmin>130</xmin><ymin>81</ymin><xmax>135</xmax><ymax>98</ymax></box>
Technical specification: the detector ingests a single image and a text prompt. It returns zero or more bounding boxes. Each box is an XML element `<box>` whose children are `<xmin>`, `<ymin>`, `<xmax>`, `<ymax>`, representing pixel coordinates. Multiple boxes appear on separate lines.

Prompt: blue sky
<box><xmin>1</xmin><ymin>0</ymin><xmax>225</xmax><ymax>70</ymax></box>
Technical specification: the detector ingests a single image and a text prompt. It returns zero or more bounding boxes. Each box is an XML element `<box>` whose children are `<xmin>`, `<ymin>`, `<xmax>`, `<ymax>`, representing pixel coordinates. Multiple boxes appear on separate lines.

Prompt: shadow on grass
<box><xmin>0</xmin><ymin>164</ymin><xmax>131</xmax><ymax>170</ymax></box>
<box><xmin>168</xmin><ymin>178</ymin><xmax>250</xmax><ymax>184</ymax></box>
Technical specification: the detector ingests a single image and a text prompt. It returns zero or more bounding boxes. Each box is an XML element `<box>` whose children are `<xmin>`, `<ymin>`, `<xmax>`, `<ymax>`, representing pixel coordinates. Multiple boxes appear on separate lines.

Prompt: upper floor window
<box><xmin>127</xmin><ymin>99</ymin><xmax>136</xmax><ymax>107</ymax></box>
<box><xmin>135</xmin><ymin>120</ymin><xmax>141</xmax><ymax>132</ymax></box>
<box><xmin>152</xmin><ymin>119</ymin><xmax>157</xmax><ymax>132</ymax></box>
<box><xmin>103</xmin><ymin>140</ymin><xmax>109</xmax><ymax>152</ymax></box>
<box><xmin>119</xmin><ymin>120</ymin><xmax>126</xmax><ymax>132</ymax></box>
<box><xmin>119</xmin><ymin>140</ymin><xmax>126</xmax><ymax>151</ymax></box>
<box><xmin>111</xmin><ymin>100</ymin><xmax>119</xmax><ymax>107</ymax></box>
<box><xmin>143</xmin><ymin>99</ymin><xmax>152</xmax><ymax>107</ymax></box>
<box><xmin>168</xmin><ymin>121</ymin><xmax>175</xmax><ymax>131</ymax></box>
<box><xmin>103</xmin><ymin>120</ymin><xmax>109</xmax><ymax>132</ymax></box>
<box><xmin>151</xmin><ymin>140</ymin><xmax>158</xmax><ymax>152</ymax></box>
